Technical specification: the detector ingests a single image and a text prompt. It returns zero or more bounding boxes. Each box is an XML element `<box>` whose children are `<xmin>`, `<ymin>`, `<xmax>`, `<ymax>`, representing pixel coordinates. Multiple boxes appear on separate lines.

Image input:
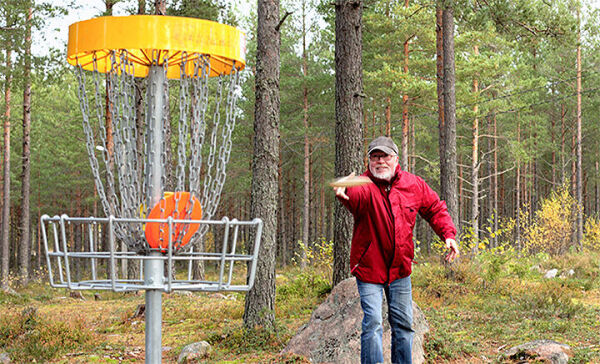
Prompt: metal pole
<box><xmin>144</xmin><ymin>64</ymin><xmax>166</xmax><ymax>364</ymax></box>
<box><xmin>144</xmin><ymin>253</ymin><xmax>164</xmax><ymax>363</ymax></box>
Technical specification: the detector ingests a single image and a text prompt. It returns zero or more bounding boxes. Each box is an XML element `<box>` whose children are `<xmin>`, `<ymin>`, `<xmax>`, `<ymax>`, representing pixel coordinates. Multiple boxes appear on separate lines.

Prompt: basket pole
<box><xmin>144</xmin><ymin>65</ymin><xmax>166</xmax><ymax>364</ymax></box>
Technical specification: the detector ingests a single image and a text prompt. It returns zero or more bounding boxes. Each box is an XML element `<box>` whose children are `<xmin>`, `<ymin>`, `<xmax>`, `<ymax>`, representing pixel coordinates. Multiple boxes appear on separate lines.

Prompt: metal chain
<box><xmin>189</xmin><ymin>55</ymin><xmax>210</xmax><ymax>201</ymax></box>
<box><xmin>77</xmin><ymin>62</ymin><xmax>111</xmax><ymax>219</ymax></box>
<box><xmin>160</xmin><ymin>52</ymin><xmax>169</xmax><ymax>195</ymax></box>
<box><xmin>176</xmin><ymin>52</ymin><xmax>190</xmax><ymax>192</ymax></box>
<box><xmin>75</xmin><ymin>50</ymin><xmax>240</xmax><ymax>253</ymax></box>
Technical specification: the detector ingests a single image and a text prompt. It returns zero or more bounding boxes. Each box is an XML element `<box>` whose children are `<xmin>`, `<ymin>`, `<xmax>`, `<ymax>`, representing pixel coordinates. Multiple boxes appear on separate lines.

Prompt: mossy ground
<box><xmin>0</xmin><ymin>251</ymin><xmax>598</xmax><ymax>363</ymax></box>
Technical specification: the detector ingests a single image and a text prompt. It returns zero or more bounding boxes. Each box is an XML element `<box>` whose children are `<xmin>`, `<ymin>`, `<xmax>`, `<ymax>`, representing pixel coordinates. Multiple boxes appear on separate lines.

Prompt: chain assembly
<box><xmin>77</xmin><ymin>50</ymin><xmax>241</xmax><ymax>253</ymax></box>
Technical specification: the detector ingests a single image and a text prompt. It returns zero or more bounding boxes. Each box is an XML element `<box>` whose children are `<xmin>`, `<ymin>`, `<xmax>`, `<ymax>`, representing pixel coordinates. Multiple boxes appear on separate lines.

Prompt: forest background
<box><xmin>1</xmin><ymin>0</ymin><xmax>600</xmax><ymax>362</ymax></box>
<box><xmin>4</xmin><ymin>0</ymin><xmax>600</xmax><ymax>278</ymax></box>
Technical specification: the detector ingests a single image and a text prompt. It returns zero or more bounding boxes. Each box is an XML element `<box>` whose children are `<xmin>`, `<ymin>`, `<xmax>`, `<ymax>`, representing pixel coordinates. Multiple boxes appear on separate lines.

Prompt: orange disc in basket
<box><xmin>144</xmin><ymin>192</ymin><xmax>202</xmax><ymax>252</ymax></box>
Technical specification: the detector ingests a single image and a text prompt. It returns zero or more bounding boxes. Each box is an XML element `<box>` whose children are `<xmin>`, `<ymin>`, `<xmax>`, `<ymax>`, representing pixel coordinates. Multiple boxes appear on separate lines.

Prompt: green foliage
<box><xmin>293</xmin><ymin>238</ymin><xmax>333</xmax><ymax>281</ymax></box>
<box><xmin>277</xmin><ymin>270</ymin><xmax>332</xmax><ymax>306</ymax></box>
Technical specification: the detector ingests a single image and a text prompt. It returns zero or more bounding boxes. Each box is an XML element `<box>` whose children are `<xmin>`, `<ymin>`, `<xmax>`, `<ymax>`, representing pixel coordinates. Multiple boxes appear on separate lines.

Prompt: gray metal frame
<box><xmin>41</xmin><ymin>214</ymin><xmax>263</xmax><ymax>293</ymax></box>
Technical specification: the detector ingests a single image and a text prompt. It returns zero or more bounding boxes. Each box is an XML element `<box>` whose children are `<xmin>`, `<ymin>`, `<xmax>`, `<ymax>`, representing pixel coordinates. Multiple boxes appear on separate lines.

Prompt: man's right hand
<box><xmin>333</xmin><ymin>172</ymin><xmax>355</xmax><ymax>200</ymax></box>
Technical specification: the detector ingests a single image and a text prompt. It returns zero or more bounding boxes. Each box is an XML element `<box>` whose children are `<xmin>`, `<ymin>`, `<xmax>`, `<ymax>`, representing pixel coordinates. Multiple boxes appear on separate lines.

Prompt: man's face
<box><xmin>368</xmin><ymin>151</ymin><xmax>398</xmax><ymax>181</ymax></box>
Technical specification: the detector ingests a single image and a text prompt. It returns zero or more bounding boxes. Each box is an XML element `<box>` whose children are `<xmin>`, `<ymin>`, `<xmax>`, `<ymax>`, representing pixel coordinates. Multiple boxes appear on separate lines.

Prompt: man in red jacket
<box><xmin>334</xmin><ymin>136</ymin><xmax>458</xmax><ymax>364</ymax></box>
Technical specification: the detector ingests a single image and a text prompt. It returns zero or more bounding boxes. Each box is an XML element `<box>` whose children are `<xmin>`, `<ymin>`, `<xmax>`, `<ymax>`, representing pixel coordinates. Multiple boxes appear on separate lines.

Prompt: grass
<box><xmin>413</xmin><ymin>250</ymin><xmax>600</xmax><ymax>363</ymax></box>
<box><xmin>0</xmin><ymin>251</ymin><xmax>599</xmax><ymax>363</ymax></box>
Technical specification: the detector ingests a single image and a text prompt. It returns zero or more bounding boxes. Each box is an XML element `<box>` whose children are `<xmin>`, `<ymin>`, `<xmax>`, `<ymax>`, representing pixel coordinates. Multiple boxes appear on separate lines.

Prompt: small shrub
<box><xmin>277</xmin><ymin>271</ymin><xmax>331</xmax><ymax>300</ymax></box>
<box><xmin>583</xmin><ymin>216</ymin><xmax>600</xmax><ymax>251</ymax></box>
<box><xmin>412</xmin><ymin>260</ymin><xmax>479</xmax><ymax>302</ymax></box>
<box><xmin>522</xmin><ymin>185</ymin><xmax>579</xmax><ymax>256</ymax></box>
<box><xmin>514</xmin><ymin>281</ymin><xmax>583</xmax><ymax>319</ymax></box>
<box><xmin>293</xmin><ymin>238</ymin><xmax>333</xmax><ymax>282</ymax></box>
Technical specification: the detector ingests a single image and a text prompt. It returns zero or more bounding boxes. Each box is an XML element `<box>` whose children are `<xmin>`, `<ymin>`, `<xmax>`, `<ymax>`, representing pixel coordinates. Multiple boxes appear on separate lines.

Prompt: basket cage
<box><xmin>41</xmin><ymin>214</ymin><xmax>262</xmax><ymax>292</ymax></box>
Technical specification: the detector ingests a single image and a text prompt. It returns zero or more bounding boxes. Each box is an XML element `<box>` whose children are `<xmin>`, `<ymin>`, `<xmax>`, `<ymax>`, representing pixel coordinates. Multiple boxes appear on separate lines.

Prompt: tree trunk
<box><xmin>575</xmin><ymin>7</ymin><xmax>583</xmax><ymax>250</ymax></box>
<box><xmin>385</xmin><ymin>96</ymin><xmax>391</xmax><ymax>137</ymax></box>
<box><xmin>560</xmin><ymin>104</ymin><xmax>566</xmax><ymax>184</ymax></box>
<box><xmin>243</xmin><ymin>0</ymin><xmax>281</xmax><ymax>330</ymax></box>
<box><xmin>410</xmin><ymin>117</ymin><xmax>416</xmax><ymax>173</ymax></box>
<box><xmin>278</xmin><ymin>152</ymin><xmax>286</xmax><ymax>266</ymax></box>
<box><xmin>401</xmin><ymin>0</ymin><xmax>410</xmax><ymax>171</ymax></box>
<box><xmin>516</xmin><ymin>119</ymin><xmax>521</xmax><ymax>250</ymax></box>
<box><xmin>551</xmin><ymin>93</ymin><xmax>556</xmax><ymax>187</ymax></box>
<box><xmin>1</xmin><ymin>44</ymin><xmax>13</xmax><ymax>289</ymax></box>
<box><xmin>492</xmin><ymin>112</ymin><xmax>498</xmax><ymax>248</ymax></box>
<box><xmin>301</xmin><ymin>0</ymin><xmax>310</xmax><ymax>267</ymax></box>
<box><xmin>436</xmin><ymin>4</ymin><xmax>445</xmax><ymax>178</ymax></box>
<box><xmin>440</xmin><ymin>1</ymin><xmax>459</xmax><ymax>232</ymax></box>
<box><xmin>471</xmin><ymin>44</ymin><xmax>479</xmax><ymax>248</ymax></box>
<box><xmin>154</xmin><ymin>0</ymin><xmax>166</xmax><ymax>15</ymax></box>
<box><xmin>19</xmin><ymin>4</ymin><xmax>33</xmax><ymax>286</ymax></box>
<box><xmin>332</xmin><ymin>0</ymin><xmax>364</xmax><ymax>288</ymax></box>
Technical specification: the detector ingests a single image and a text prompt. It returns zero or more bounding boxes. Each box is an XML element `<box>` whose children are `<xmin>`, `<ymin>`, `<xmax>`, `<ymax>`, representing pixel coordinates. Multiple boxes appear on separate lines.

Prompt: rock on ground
<box><xmin>282</xmin><ymin>277</ymin><xmax>429</xmax><ymax>364</ymax></box>
<box><xmin>0</xmin><ymin>351</ymin><xmax>10</xmax><ymax>363</ymax></box>
<box><xmin>178</xmin><ymin>341</ymin><xmax>212</xmax><ymax>363</ymax></box>
<box><xmin>502</xmin><ymin>340</ymin><xmax>571</xmax><ymax>364</ymax></box>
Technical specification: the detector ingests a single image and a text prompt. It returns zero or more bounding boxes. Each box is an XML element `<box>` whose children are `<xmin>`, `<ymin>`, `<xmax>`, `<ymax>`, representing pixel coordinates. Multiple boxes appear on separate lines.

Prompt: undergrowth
<box><xmin>0</xmin><ymin>306</ymin><xmax>93</xmax><ymax>362</ymax></box>
<box><xmin>0</xmin><ymin>249</ymin><xmax>598</xmax><ymax>362</ymax></box>
<box><xmin>414</xmin><ymin>249</ymin><xmax>600</xmax><ymax>362</ymax></box>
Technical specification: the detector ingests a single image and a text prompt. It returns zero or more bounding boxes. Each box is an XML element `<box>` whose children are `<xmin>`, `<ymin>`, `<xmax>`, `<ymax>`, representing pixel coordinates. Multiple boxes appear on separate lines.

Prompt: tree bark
<box><xmin>154</xmin><ymin>0</ymin><xmax>166</xmax><ymax>15</ymax></box>
<box><xmin>278</xmin><ymin>152</ymin><xmax>285</xmax><ymax>266</ymax></box>
<box><xmin>301</xmin><ymin>0</ymin><xmax>310</xmax><ymax>267</ymax></box>
<box><xmin>401</xmin><ymin>0</ymin><xmax>410</xmax><ymax>171</ymax></box>
<box><xmin>1</xmin><ymin>43</ymin><xmax>13</xmax><ymax>289</ymax></box>
<box><xmin>436</xmin><ymin>4</ymin><xmax>445</xmax><ymax>179</ymax></box>
<box><xmin>471</xmin><ymin>44</ymin><xmax>479</xmax><ymax>248</ymax></box>
<box><xmin>516</xmin><ymin>119</ymin><xmax>521</xmax><ymax>250</ymax></box>
<box><xmin>492</xmin><ymin>112</ymin><xmax>498</xmax><ymax>247</ymax></box>
<box><xmin>243</xmin><ymin>0</ymin><xmax>280</xmax><ymax>330</ymax></box>
<box><xmin>332</xmin><ymin>0</ymin><xmax>364</xmax><ymax>287</ymax></box>
<box><xmin>576</xmin><ymin>6</ymin><xmax>583</xmax><ymax>250</ymax></box>
<box><xmin>560</xmin><ymin>104</ymin><xmax>566</xmax><ymax>184</ymax></box>
<box><xmin>440</xmin><ymin>1</ymin><xmax>459</xmax><ymax>232</ymax></box>
<box><xmin>19</xmin><ymin>4</ymin><xmax>33</xmax><ymax>285</ymax></box>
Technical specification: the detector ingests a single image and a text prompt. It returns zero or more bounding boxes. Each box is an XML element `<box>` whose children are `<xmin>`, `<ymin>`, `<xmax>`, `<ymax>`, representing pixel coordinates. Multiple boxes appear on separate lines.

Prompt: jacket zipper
<box><xmin>380</xmin><ymin>183</ymin><xmax>395</xmax><ymax>284</ymax></box>
<box><xmin>352</xmin><ymin>240</ymin><xmax>373</xmax><ymax>273</ymax></box>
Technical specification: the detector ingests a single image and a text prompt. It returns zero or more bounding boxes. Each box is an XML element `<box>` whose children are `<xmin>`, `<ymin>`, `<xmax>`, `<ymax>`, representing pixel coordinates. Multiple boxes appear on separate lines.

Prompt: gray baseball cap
<box><xmin>367</xmin><ymin>136</ymin><xmax>398</xmax><ymax>156</ymax></box>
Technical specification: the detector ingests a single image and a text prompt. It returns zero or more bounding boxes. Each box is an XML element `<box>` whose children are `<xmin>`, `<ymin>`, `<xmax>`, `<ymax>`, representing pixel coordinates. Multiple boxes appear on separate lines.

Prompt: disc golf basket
<box><xmin>40</xmin><ymin>15</ymin><xmax>262</xmax><ymax>363</ymax></box>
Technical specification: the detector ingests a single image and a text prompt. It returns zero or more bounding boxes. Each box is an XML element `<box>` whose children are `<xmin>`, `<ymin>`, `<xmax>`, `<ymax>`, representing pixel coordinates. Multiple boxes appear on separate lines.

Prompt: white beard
<box><xmin>370</xmin><ymin>168</ymin><xmax>393</xmax><ymax>181</ymax></box>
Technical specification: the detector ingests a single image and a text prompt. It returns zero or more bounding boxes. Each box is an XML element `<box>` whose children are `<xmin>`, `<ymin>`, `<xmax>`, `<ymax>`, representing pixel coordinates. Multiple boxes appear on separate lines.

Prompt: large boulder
<box><xmin>282</xmin><ymin>277</ymin><xmax>429</xmax><ymax>364</ymax></box>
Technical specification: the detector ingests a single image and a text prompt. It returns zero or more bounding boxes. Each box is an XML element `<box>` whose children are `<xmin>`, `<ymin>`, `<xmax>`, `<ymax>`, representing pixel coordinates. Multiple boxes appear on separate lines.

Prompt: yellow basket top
<box><xmin>67</xmin><ymin>15</ymin><xmax>246</xmax><ymax>79</ymax></box>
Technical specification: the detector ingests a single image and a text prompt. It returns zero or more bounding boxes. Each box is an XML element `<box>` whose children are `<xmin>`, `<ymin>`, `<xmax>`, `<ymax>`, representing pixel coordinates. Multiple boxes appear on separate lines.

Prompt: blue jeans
<box><xmin>356</xmin><ymin>276</ymin><xmax>414</xmax><ymax>364</ymax></box>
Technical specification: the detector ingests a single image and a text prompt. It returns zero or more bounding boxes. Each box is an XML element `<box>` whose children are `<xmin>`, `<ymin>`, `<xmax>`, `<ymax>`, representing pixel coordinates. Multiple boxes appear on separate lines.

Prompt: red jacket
<box><xmin>339</xmin><ymin>166</ymin><xmax>456</xmax><ymax>284</ymax></box>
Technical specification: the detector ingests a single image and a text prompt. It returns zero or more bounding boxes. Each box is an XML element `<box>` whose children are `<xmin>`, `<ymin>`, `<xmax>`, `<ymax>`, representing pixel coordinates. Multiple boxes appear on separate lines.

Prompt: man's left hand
<box><xmin>445</xmin><ymin>238</ymin><xmax>459</xmax><ymax>262</ymax></box>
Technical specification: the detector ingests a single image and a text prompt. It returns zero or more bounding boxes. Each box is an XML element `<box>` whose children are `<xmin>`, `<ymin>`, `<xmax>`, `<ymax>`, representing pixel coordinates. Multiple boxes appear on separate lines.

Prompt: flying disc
<box><xmin>329</xmin><ymin>175</ymin><xmax>372</xmax><ymax>188</ymax></box>
<box><xmin>144</xmin><ymin>191</ymin><xmax>202</xmax><ymax>252</ymax></box>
